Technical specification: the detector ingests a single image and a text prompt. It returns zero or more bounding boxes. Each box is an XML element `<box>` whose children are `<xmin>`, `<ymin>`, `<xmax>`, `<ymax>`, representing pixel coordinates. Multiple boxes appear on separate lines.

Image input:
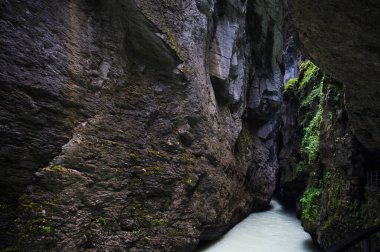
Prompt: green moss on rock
<box><xmin>298</xmin><ymin>61</ymin><xmax>320</xmax><ymax>92</ymax></box>
<box><xmin>301</xmin><ymin>109</ymin><xmax>322</xmax><ymax>164</ymax></box>
<box><xmin>148</xmin><ymin>149</ymin><xmax>168</xmax><ymax>160</ymax></box>
<box><xmin>300</xmin><ymin>187</ymin><xmax>322</xmax><ymax>228</ymax></box>
<box><xmin>300</xmin><ymin>83</ymin><xmax>322</xmax><ymax>110</ymax></box>
<box><xmin>284</xmin><ymin>78</ymin><xmax>298</xmax><ymax>92</ymax></box>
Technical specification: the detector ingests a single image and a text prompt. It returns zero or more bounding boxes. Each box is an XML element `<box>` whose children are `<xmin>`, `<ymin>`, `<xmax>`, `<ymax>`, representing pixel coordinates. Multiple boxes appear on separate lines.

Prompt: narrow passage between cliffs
<box><xmin>196</xmin><ymin>199</ymin><xmax>322</xmax><ymax>252</ymax></box>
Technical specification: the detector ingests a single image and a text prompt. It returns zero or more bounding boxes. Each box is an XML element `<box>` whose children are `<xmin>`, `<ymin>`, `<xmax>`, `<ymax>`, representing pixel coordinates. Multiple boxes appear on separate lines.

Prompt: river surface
<box><xmin>197</xmin><ymin>199</ymin><xmax>322</xmax><ymax>252</ymax></box>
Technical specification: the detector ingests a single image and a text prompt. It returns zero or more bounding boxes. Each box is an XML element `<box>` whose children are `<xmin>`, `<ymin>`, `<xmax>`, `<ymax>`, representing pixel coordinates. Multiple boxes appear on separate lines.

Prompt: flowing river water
<box><xmin>197</xmin><ymin>199</ymin><xmax>322</xmax><ymax>252</ymax></box>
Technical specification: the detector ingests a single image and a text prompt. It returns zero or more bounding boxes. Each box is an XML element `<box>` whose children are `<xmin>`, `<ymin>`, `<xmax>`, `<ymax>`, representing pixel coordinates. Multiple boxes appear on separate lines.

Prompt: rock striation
<box><xmin>3</xmin><ymin>0</ymin><xmax>379</xmax><ymax>251</ymax></box>
<box><xmin>0</xmin><ymin>0</ymin><xmax>286</xmax><ymax>250</ymax></box>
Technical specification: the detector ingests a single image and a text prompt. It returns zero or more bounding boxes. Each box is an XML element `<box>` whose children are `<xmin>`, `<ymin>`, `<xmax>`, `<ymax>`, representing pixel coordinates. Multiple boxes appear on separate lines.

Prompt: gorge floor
<box><xmin>196</xmin><ymin>199</ymin><xmax>322</xmax><ymax>252</ymax></box>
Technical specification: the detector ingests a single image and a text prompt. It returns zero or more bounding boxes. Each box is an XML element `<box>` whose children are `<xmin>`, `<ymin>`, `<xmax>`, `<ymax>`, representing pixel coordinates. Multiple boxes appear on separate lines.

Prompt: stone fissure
<box><xmin>0</xmin><ymin>0</ymin><xmax>379</xmax><ymax>251</ymax></box>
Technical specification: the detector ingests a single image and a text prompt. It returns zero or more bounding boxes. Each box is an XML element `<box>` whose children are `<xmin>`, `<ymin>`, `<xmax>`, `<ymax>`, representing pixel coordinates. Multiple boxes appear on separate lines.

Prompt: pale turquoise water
<box><xmin>197</xmin><ymin>199</ymin><xmax>322</xmax><ymax>252</ymax></box>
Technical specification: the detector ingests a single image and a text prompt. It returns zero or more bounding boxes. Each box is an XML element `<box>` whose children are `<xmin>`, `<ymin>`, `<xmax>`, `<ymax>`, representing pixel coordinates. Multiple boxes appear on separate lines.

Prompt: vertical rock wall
<box><xmin>0</xmin><ymin>0</ymin><xmax>286</xmax><ymax>250</ymax></box>
<box><xmin>278</xmin><ymin>61</ymin><xmax>380</xmax><ymax>251</ymax></box>
<box><xmin>281</xmin><ymin>0</ymin><xmax>380</xmax><ymax>249</ymax></box>
<box><xmin>288</xmin><ymin>0</ymin><xmax>380</xmax><ymax>156</ymax></box>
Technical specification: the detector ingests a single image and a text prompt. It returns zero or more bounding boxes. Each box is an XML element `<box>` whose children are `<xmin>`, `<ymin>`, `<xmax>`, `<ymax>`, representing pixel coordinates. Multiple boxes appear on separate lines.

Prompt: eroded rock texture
<box><xmin>285</xmin><ymin>1</ymin><xmax>380</xmax><ymax>250</ymax></box>
<box><xmin>288</xmin><ymin>0</ymin><xmax>380</xmax><ymax>156</ymax></box>
<box><xmin>278</xmin><ymin>61</ymin><xmax>380</xmax><ymax>251</ymax></box>
<box><xmin>277</xmin><ymin>30</ymin><xmax>303</xmax><ymax>204</ymax></box>
<box><xmin>0</xmin><ymin>0</ymin><xmax>286</xmax><ymax>250</ymax></box>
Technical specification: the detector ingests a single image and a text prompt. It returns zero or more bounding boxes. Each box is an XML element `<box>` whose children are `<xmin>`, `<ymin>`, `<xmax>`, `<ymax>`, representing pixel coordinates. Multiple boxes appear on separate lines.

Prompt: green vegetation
<box><xmin>184</xmin><ymin>167</ymin><xmax>192</xmax><ymax>185</ymax></box>
<box><xmin>293</xmin><ymin>60</ymin><xmax>324</xmax><ymax>233</ymax></box>
<box><xmin>301</xmin><ymin>109</ymin><xmax>322</xmax><ymax>164</ymax></box>
<box><xmin>300</xmin><ymin>187</ymin><xmax>322</xmax><ymax>225</ymax></box>
<box><xmin>129</xmin><ymin>86</ymin><xmax>143</xmax><ymax>97</ymax></box>
<box><xmin>131</xmin><ymin>229</ymin><xmax>146</xmax><ymax>237</ymax></box>
<box><xmin>44</xmin><ymin>164</ymin><xmax>65</xmax><ymax>174</ymax></box>
<box><xmin>22</xmin><ymin>218</ymin><xmax>55</xmax><ymax>236</ymax></box>
<box><xmin>19</xmin><ymin>192</ymin><xmax>58</xmax><ymax>212</ymax></box>
<box><xmin>284</xmin><ymin>78</ymin><xmax>298</xmax><ymax>92</ymax></box>
<box><xmin>294</xmin><ymin>60</ymin><xmax>323</xmax><ymax>166</ymax></box>
<box><xmin>300</xmin><ymin>83</ymin><xmax>322</xmax><ymax>109</ymax></box>
<box><xmin>299</xmin><ymin>111</ymin><xmax>314</xmax><ymax>127</ymax></box>
<box><xmin>163</xmin><ymin>26</ymin><xmax>187</xmax><ymax>61</ymax></box>
<box><xmin>95</xmin><ymin>216</ymin><xmax>107</xmax><ymax>227</ymax></box>
<box><xmin>178</xmin><ymin>150</ymin><xmax>195</xmax><ymax>185</ymax></box>
<box><xmin>317</xmin><ymin>170</ymin><xmax>369</xmax><ymax>242</ymax></box>
<box><xmin>181</xmin><ymin>64</ymin><xmax>192</xmax><ymax>77</ymax></box>
<box><xmin>179</xmin><ymin>150</ymin><xmax>195</xmax><ymax>165</ymax></box>
<box><xmin>290</xmin><ymin>60</ymin><xmax>379</xmax><ymax>247</ymax></box>
<box><xmin>40</xmin><ymin>225</ymin><xmax>55</xmax><ymax>235</ymax></box>
<box><xmin>148</xmin><ymin>149</ymin><xmax>168</xmax><ymax>159</ymax></box>
<box><xmin>298</xmin><ymin>61</ymin><xmax>320</xmax><ymax>91</ymax></box>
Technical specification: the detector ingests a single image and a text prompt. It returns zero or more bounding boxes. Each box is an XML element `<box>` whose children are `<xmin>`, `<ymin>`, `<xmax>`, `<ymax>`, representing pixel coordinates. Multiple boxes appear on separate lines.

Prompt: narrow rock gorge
<box><xmin>278</xmin><ymin>60</ymin><xmax>380</xmax><ymax>250</ymax></box>
<box><xmin>281</xmin><ymin>0</ymin><xmax>380</xmax><ymax>250</ymax></box>
<box><xmin>1</xmin><ymin>0</ymin><xmax>285</xmax><ymax>250</ymax></box>
<box><xmin>0</xmin><ymin>0</ymin><xmax>379</xmax><ymax>251</ymax></box>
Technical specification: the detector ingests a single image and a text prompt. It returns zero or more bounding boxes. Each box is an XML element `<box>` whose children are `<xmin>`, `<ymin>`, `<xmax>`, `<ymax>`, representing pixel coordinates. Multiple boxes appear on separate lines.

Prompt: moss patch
<box><xmin>148</xmin><ymin>149</ymin><xmax>168</xmax><ymax>160</ymax></box>
<box><xmin>300</xmin><ymin>187</ymin><xmax>322</xmax><ymax>227</ymax></box>
<box><xmin>284</xmin><ymin>78</ymin><xmax>298</xmax><ymax>92</ymax></box>
<box><xmin>300</xmin><ymin>82</ymin><xmax>322</xmax><ymax>110</ymax></box>
<box><xmin>44</xmin><ymin>164</ymin><xmax>65</xmax><ymax>174</ymax></box>
<box><xmin>298</xmin><ymin>60</ymin><xmax>320</xmax><ymax>92</ymax></box>
<box><xmin>301</xmin><ymin>109</ymin><xmax>322</xmax><ymax>164</ymax></box>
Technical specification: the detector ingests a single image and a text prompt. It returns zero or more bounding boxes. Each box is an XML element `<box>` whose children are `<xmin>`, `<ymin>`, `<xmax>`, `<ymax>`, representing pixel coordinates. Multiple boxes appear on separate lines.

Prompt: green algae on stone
<box><xmin>44</xmin><ymin>164</ymin><xmax>65</xmax><ymax>174</ymax></box>
<box><xmin>298</xmin><ymin>60</ymin><xmax>321</xmax><ymax>92</ymax></box>
<box><xmin>300</xmin><ymin>83</ymin><xmax>323</xmax><ymax>110</ymax></box>
<box><xmin>284</xmin><ymin>78</ymin><xmax>298</xmax><ymax>92</ymax></box>
<box><xmin>301</xmin><ymin>109</ymin><xmax>322</xmax><ymax>164</ymax></box>
<box><xmin>184</xmin><ymin>167</ymin><xmax>193</xmax><ymax>185</ymax></box>
<box><xmin>300</xmin><ymin>187</ymin><xmax>322</xmax><ymax>227</ymax></box>
<box><xmin>148</xmin><ymin>149</ymin><xmax>169</xmax><ymax>160</ymax></box>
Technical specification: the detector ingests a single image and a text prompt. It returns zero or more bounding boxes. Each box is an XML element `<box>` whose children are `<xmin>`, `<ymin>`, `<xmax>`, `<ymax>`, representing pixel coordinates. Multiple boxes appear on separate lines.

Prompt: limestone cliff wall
<box><xmin>0</xmin><ymin>0</ymin><xmax>286</xmax><ymax>250</ymax></box>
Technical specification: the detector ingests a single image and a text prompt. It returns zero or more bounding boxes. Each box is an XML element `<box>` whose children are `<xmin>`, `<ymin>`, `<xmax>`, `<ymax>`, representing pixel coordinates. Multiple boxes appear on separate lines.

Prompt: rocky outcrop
<box><xmin>278</xmin><ymin>60</ymin><xmax>321</xmax><ymax>205</ymax></box>
<box><xmin>0</xmin><ymin>0</ymin><xmax>286</xmax><ymax>250</ymax></box>
<box><xmin>278</xmin><ymin>60</ymin><xmax>380</xmax><ymax>251</ymax></box>
<box><xmin>282</xmin><ymin>1</ymin><xmax>380</xmax><ymax>249</ymax></box>
<box><xmin>288</xmin><ymin>0</ymin><xmax>380</xmax><ymax>158</ymax></box>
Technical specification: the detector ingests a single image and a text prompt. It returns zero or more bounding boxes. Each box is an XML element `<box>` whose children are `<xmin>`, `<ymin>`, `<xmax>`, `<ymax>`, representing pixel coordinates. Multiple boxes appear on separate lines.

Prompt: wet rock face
<box><xmin>278</xmin><ymin>60</ymin><xmax>320</xmax><ymax>206</ymax></box>
<box><xmin>288</xmin><ymin>0</ymin><xmax>380</xmax><ymax>154</ymax></box>
<box><xmin>278</xmin><ymin>60</ymin><xmax>380</xmax><ymax>251</ymax></box>
<box><xmin>277</xmin><ymin>31</ymin><xmax>303</xmax><ymax>204</ymax></box>
<box><xmin>0</xmin><ymin>0</ymin><xmax>285</xmax><ymax>250</ymax></box>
